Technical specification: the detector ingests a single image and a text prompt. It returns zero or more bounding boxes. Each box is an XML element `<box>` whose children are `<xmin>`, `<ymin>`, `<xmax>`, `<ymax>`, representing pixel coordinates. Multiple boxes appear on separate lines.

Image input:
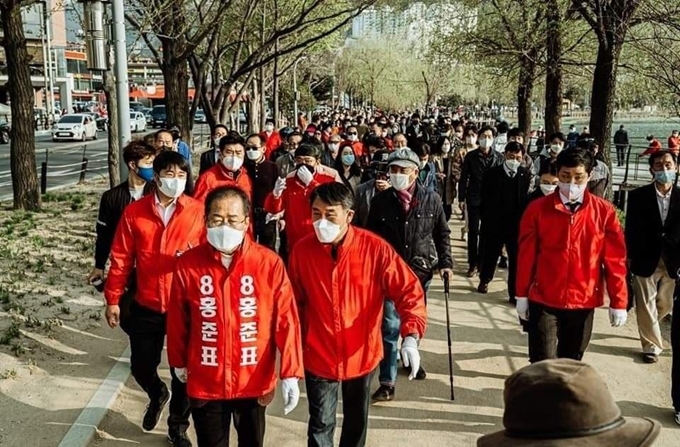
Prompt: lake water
<box><xmin>562</xmin><ymin>118</ymin><xmax>680</xmax><ymax>147</ymax></box>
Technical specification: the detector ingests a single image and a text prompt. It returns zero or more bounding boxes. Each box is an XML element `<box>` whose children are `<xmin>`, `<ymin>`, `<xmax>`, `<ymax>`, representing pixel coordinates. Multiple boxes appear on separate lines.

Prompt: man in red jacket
<box><xmin>264</xmin><ymin>143</ymin><xmax>337</xmax><ymax>255</ymax></box>
<box><xmin>288</xmin><ymin>183</ymin><xmax>427</xmax><ymax>447</ymax></box>
<box><xmin>167</xmin><ymin>186</ymin><xmax>303</xmax><ymax>447</ymax></box>
<box><xmin>260</xmin><ymin>118</ymin><xmax>282</xmax><ymax>155</ymax></box>
<box><xmin>516</xmin><ymin>148</ymin><xmax>628</xmax><ymax>363</ymax></box>
<box><xmin>193</xmin><ymin>134</ymin><xmax>253</xmax><ymax>203</ymax></box>
<box><xmin>104</xmin><ymin>151</ymin><xmax>205</xmax><ymax>447</ymax></box>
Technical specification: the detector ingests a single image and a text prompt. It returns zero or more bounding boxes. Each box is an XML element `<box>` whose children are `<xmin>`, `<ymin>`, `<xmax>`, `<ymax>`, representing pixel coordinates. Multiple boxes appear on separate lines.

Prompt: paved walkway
<box><xmin>89</xmin><ymin>216</ymin><xmax>679</xmax><ymax>446</ymax></box>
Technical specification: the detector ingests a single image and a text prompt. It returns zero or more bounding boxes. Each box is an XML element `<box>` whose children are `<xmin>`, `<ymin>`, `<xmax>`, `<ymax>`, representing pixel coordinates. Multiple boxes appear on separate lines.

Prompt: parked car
<box><xmin>143</xmin><ymin>108</ymin><xmax>153</xmax><ymax>124</ymax></box>
<box><xmin>150</xmin><ymin>105</ymin><xmax>166</xmax><ymax>128</ymax></box>
<box><xmin>52</xmin><ymin>114</ymin><xmax>98</xmax><ymax>142</ymax></box>
<box><xmin>130</xmin><ymin>111</ymin><xmax>147</xmax><ymax>132</ymax></box>
<box><xmin>194</xmin><ymin>109</ymin><xmax>206</xmax><ymax>123</ymax></box>
<box><xmin>129</xmin><ymin>101</ymin><xmax>146</xmax><ymax>112</ymax></box>
<box><xmin>0</xmin><ymin>120</ymin><xmax>10</xmax><ymax>144</ymax></box>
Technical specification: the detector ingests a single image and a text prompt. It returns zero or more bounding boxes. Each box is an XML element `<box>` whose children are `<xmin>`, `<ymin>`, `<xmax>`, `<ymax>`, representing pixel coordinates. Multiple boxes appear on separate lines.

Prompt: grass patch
<box><xmin>0</xmin><ymin>369</ymin><xmax>17</xmax><ymax>380</ymax></box>
<box><xmin>0</xmin><ymin>321</ymin><xmax>21</xmax><ymax>345</ymax></box>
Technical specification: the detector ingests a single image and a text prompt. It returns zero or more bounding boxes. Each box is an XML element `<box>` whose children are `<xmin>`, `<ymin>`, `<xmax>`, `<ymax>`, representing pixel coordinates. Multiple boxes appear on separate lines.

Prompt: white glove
<box><xmin>273</xmin><ymin>177</ymin><xmax>287</xmax><ymax>198</ymax></box>
<box><xmin>400</xmin><ymin>336</ymin><xmax>421</xmax><ymax>380</ymax></box>
<box><xmin>609</xmin><ymin>308</ymin><xmax>628</xmax><ymax>327</ymax></box>
<box><xmin>296</xmin><ymin>165</ymin><xmax>314</xmax><ymax>186</ymax></box>
<box><xmin>174</xmin><ymin>367</ymin><xmax>187</xmax><ymax>383</ymax></box>
<box><xmin>281</xmin><ymin>377</ymin><xmax>300</xmax><ymax>415</ymax></box>
<box><xmin>516</xmin><ymin>297</ymin><xmax>529</xmax><ymax>321</ymax></box>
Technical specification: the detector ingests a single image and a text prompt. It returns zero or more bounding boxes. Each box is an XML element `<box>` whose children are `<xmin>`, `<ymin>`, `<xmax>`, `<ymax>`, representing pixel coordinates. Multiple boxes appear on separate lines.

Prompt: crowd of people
<box><xmin>86</xmin><ymin>107</ymin><xmax>677</xmax><ymax>446</ymax></box>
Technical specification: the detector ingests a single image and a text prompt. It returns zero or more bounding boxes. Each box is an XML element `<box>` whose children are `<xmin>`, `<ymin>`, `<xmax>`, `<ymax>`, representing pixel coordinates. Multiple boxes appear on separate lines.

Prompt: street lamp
<box><xmin>293</xmin><ymin>56</ymin><xmax>306</xmax><ymax>127</ymax></box>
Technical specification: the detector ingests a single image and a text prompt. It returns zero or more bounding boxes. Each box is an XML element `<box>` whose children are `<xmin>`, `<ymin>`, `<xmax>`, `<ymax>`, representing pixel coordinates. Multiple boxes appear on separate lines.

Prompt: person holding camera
<box><xmin>353</xmin><ymin>150</ymin><xmax>391</xmax><ymax>228</ymax></box>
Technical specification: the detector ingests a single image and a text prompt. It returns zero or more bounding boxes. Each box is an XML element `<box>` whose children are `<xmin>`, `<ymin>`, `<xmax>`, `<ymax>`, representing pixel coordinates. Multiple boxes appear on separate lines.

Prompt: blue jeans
<box><xmin>305</xmin><ymin>372</ymin><xmax>372</xmax><ymax>447</ymax></box>
<box><xmin>378</xmin><ymin>281</ymin><xmax>430</xmax><ymax>386</ymax></box>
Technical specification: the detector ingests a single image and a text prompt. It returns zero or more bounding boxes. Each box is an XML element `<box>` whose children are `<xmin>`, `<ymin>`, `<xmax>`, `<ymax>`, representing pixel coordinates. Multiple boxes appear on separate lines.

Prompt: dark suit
<box><xmin>479</xmin><ymin>165</ymin><xmax>530</xmax><ymax>299</ymax></box>
<box><xmin>199</xmin><ymin>148</ymin><xmax>218</xmax><ymax>176</ymax></box>
<box><xmin>625</xmin><ymin>183</ymin><xmax>680</xmax><ymax>278</ymax></box>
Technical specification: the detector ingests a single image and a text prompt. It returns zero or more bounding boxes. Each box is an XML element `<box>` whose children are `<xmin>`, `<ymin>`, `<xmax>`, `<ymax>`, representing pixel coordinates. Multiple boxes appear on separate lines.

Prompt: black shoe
<box><xmin>477</xmin><ymin>282</ymin><xmax>489</xmax><ymax>294</ymax></box>
<box><xmin>372</xmin><ymin>385</ymin><xmax>395</xmax><ymax>402</ymax></box>
<box><xmin>403</xmin><ymin>365</ymin><xmax>427</xmax><ymax>380</ymax></box>
<box><xmin>168</xmin><ymin>432</ymin><xmax>192</xmax><ymax>447</ymax></box>
<box><xmin>642</xmin><ymin>353</ymin><xmax>659</xmax><ymax>364</ymax></box>
<box><xmin>142</xmin><ymin>386</ymin><xmax>170</xmax><ymax>431</ymax></box>
<box><xmin>466</xmin><ymin>266</ymin><xmax>478</xmax><ymax>278</ymax></box>
<box><xmin>498</xmin><ymin>257</ymin><xmax>508</xmax><ymax>269</ymax></box>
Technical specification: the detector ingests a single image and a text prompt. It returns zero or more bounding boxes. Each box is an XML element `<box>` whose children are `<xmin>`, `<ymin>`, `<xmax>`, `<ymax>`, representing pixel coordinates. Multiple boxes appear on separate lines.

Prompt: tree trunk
<box><xmin>589</xmin><ymin>40</ymin><xmax>623</xmax><ymax>169</ymax></box>
<box><xmin>161</xmin><ymin>27</ymin><xmax>190</xmax><ymax>140</ymax></box>
<box><xmin>273</xmin><ymin>45</ymin><xmax>280</xmax><ymax>126</ymax></box>
<box><xmin>249</xmin><ymin>79</ymin><xmax>259</xmax><ymax>134</ymax></box>
<box><xmin>103</xmin><ymin>69</ymin><xmax>120</xmax><ymax>187</ymax></box>
<box><xmin>517</xmin><ymin>55</ymin><xmax>536</xmax><ymax>138</ymax></box>
<box><xmin>544</xmin><ymin>1</ymin><xmax>563</xmax><ymax>136</ymax></box>
<box><xmin>1</xmin><ymin>3</ymin><xmax>40</xmax><ymax>210</ymax></box>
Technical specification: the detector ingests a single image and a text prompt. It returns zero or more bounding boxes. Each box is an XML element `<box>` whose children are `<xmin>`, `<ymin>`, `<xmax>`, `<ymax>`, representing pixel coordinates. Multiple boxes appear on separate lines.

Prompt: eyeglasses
<box><xmin>347</xmin><ymin>132</ymin><xmax>358</xmax><ymax>136</ymax></box>
<box><xmin>207</xmin><ymin>216</ymin><xmax>247</xmax><ymax>229</ymax></box>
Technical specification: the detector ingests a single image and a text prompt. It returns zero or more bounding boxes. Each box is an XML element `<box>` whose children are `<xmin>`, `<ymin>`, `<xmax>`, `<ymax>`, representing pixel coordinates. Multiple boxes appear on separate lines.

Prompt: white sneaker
<box><xmin>675</xmin><ymin>411</ymin><xmax>680</xmax><ymax>426</ymax></box>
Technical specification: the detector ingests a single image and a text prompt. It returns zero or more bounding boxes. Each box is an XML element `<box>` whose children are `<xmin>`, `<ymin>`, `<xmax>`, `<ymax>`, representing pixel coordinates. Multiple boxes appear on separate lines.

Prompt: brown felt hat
<box><xmin>477</xmin><ymin>359</ymin><xmax>660</xmax><ymax>447</ymax></box>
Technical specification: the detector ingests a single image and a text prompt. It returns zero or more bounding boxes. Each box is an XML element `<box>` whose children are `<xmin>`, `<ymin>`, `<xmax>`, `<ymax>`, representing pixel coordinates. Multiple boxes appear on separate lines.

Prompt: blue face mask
<box><xmin>341</xmin><ymin>154</ymin><xmax>355</xmax><ymax>166</ymax></box>
<box><xmin>137</xmin><ymin>166</ymin><xmax>155</xmax><ymax>182</ymax></box>
<box><xmin>654</xmin><ymin>169</ymin><xmax>676</xmax><ymax>184</ymax></box>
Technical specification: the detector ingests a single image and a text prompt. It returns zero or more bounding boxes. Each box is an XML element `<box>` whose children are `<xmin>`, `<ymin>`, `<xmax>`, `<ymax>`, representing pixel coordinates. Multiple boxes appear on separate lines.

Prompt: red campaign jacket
<box><xmin>193</xmin><ymin>164</ymin><xmax>253</xmax><ymax>204</ymax></box>
<box><xmin>516</xmin><ymin>191</ymin><xmax>628</xmax><ymax>310</ymax></box>
<box><xmin>167</xmin><ymin>238</ymin><xmax>304</xmax><ymax>400</ymax></box>
<box><xmin>104</xmin><ymin>194</ymin><xmax>205</xmax><ymax>313</ymax></box>
<box><xmin>288</xmin><ymin>226</ymin><xmax>427</xmax><ymax>381</ymax></box>
<box><xmin>264</xmin><ymin>171</ymin><xmax>336</xmax><ymax>250</ymax></box>
<box><xmin>261</xmin><ymin>131</ymin><xmax>282</xmax><ymax>155</ymax></box>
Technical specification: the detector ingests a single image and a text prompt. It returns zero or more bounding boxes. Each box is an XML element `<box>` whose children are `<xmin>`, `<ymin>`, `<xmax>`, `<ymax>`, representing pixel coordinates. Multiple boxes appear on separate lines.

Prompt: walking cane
<box><xmin>443</xmin><ymin>272</ymin><xmax>455</xmax><ymax>401</ymax></box>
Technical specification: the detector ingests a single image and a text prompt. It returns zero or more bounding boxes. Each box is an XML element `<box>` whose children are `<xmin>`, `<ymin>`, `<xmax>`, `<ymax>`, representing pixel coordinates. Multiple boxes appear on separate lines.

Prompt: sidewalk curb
<box><xmin>57</xmin><ymin>345</ymin><xmax>132</xmax><ymax>447</ymax></box>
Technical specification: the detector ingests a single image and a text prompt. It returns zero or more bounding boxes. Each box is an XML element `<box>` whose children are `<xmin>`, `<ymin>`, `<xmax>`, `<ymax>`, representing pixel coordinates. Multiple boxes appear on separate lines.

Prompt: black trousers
<box><xmin>480</xmin><ymin>233</ymin><xmax>518</xmax><ymax>299</ymax></box>
<box><xmin>191</xmin><ymin>398</ymin><xmax>266</xmax><ymax>447</ymax></box>
<box><xmin>527</xmin><ymin>301</ymin><xmax>595</xmax><ymax>363</ymax></box>
<box><xmin>253</xmin><ymin>210</ymin><xmax>277</xmax><ymax>251</ymax></box>
<box><xmin>126</xmin><ymin>301</ymin><xmax>191</xmax><ymax>435</ymax></box>
<box><xmin>615</xmin><ymin>144</ymin><xmax>626</xmax><ymax>166</ymax></box>
<box><xmin>305</xmin><ymin>372</ymin><xmax>373</xmax><ymax>447</ymax></box>
<box><xmin>466</xmin><ymin>205</ymin><xmax>482</xmax><ymax>268</ymax></box>
<box><xmin>671</xmin><ymin>295</ymin><xmax>680</xmax><ymax>410</ymax></box>
<box><xmin>279</xmin><ymin>229</ymin><xmax>289</xmax><ymax>264</ymax></box>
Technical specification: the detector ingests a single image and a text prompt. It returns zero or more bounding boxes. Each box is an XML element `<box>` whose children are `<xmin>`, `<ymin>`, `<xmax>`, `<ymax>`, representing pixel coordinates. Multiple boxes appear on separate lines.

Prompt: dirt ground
<box><xmin>0</xmin><ymin>180</ymin><xmax>678</xmax><ymax>446</ymax></box>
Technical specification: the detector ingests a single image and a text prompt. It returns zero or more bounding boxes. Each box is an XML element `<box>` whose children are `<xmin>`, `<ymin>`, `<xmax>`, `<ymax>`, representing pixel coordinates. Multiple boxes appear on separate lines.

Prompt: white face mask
<box><xmin>207</xmin><ymin>225</ymin><xmax>245</xmax><ymax>254</ymax></box>
<box><xmin>550</xmin><ymin>144</ymin><xmax>563</xmax><ymax>155</ymax></box>
<box><xmin>246</xmin><ymin>149</ymin><xmax>262</xmax><ymax>161</ymax></box>
<box><xmin>390</xmin><ymin>172</ymin><xmax>413</xmax><ymax>191</ymax></box>
<box><xmin>348</xmin><ymin>134</ymin><xmax>358</xmax><ymax>142</ymax></box>
<box><xmin>442</xmin><ymin>144</ymin><xmax>451</xmax><ymax>154</ymax></box>
<box><xmin>329</xmin><ymin>143</ymin><xmax>340</xmax><ymax>153</ymax></box>
<box><xmin>313</xmin><ymin>218</ymin><xmax>341</xmax><ymax>244</ymax></box>
<box><xmin>479</xmin><ymin>137</ymin><xmax>493</xmax><ymax>149</ymax></box>
<box><xmin>223</xmin><ymin>155</ymin><xmax>244</xmax><ymax>171</ymax></box>
<box><xmin>505</xmin><ymin>159</ymin><xmax>521</xmax><ymax>172</ymax></box>
<box><xmin>540</xmin><ymin>184</ymin><xmax>557</xmax><ymax>196</ymax></box>
<box><xmin>213</xmin><ymin>137</ymin><xmax>222</xmax><ymax>147</ymax></box>
<box><xmin>158</xmin><ymin>177</ymin><xmax>186</xmax><ymax>198</ymax></box>
<box><xmin>265</xmin><ymin>124</ymin><xmax>274</xmax><ymax>132</ymax></box>
<box><xmin>558</xmin><ymin>182</ymin><xmax>587</xmax><ymax>202</ymax></box>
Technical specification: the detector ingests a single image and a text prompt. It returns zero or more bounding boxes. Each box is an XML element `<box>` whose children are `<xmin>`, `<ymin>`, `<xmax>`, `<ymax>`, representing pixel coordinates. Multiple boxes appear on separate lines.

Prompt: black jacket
<box><xmin>480</xmin><ymin>165</ymin><xmax>530</xmax><ymax>235</ymax></box>
<box><xmin>199</xmin><ymin>148</ymin><xmax>218</xmax><ymax>176</ymax></box>
<box><xmin>353</xmin><ymin>179</ymin><xmax>377</xmax><ymax>228</ymax></box>
<box><xmin>366</xmin><ymin>183</ymin><xmax>453</xmax><ymax>283</ymax></box>
<box><xmin>94</xmin><ymin>181</ymin><xmax>135</xmax><ymax>269</ymax></box>
<box><xmin>458</xmin><ymin>148</ymin><xmax>504</xmax><ymax>207</ymax></box>
<box><xmin>625</xmin><ymin>183</ymin><xmax>680</xmax><ymax>278</ymax></box>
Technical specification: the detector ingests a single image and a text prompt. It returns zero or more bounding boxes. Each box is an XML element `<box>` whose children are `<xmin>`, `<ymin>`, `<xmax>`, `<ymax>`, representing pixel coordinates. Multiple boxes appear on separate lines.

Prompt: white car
<box><xmin>52</xmin><ymin>114</ymin><xmax>98</xmax><ymax>142</ymax></box>
<box><xmin>130</xmin><ymin>111</ymin><xmax>147</xmax><ymax>133</ymax></box>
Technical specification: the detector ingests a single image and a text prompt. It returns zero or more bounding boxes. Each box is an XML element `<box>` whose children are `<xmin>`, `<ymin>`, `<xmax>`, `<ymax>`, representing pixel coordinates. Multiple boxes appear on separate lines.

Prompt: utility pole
<box><xmin>111</xmin><ymin>0</ymin><xmax>130</xmax><ymax>181</ymax></box>
<box><xmin>42</xmin><ymin>1</ymin><xmax>55</xmax><ymax>124</ymax></box>
<box><xmin>81</xmin><ymin>0</ymin><xmax>129</xmax><ymax>183</ymax></box>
